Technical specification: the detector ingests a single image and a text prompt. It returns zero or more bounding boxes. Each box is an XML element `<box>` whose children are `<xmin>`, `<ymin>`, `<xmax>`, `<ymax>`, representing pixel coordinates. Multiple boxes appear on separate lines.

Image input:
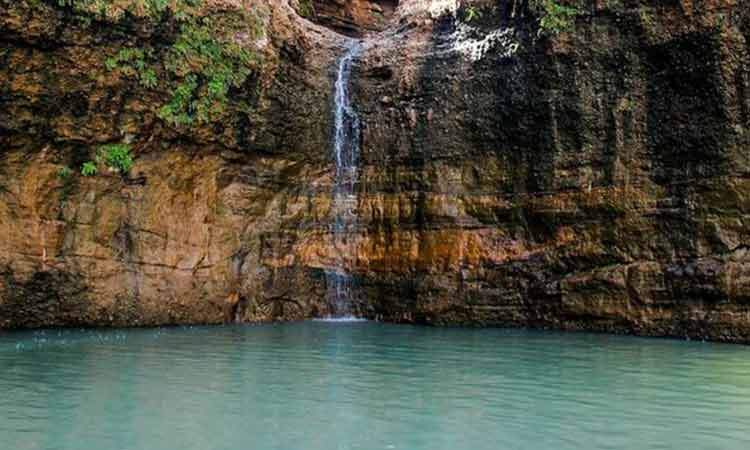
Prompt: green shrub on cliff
<box><xmin>97</xmin><ymin>143</ymin><xmax>134</xmax><ymax>173</ymax></box>
<box><xmin>159</xmin><ymin>76</ymin><xmax>200</xmax><ymax>126</ymax></box>
<box><xmin>97</xmin><ymin>1</ymin><xmax>265</xmax><ymax>127</ymax></box>
<box><xmin>57</xmin><ymin>166</ymin><xmax>76</xmax><ymax>204</ymax></box>
<box><xmin>81</xmin><ymin>162</ymin><xmax>98</xmax><ymax>177</ymax></box>
<box><xmin>79</xmin><ymin>143</ymin><xmax>134</xmax><ymax>176</ymax></box>
<box><xmin>297</xmin><ymin>0</ymin><xmax>315</xmax><ymax>18</ymax></box>
<box><xmin>44</xmin><ymin>1</ymin><xmax>265</xmax><ymax>128</ymax></box>
<box><xmin>532</xmin><ymin>0</ymin><xmax>581</xmax><ymax>35</ymax></box>
<box><xmin>57</xmin><ymin>166</ymin><xmax>73</xmax><ymax>180</ymax></box>
<box><xmin>464</xmin><ymin>5</ymin><xmax>482</xmax><ymax>22</ymax></box>
<box><xmin>105</xmin><ymin>48</ymin><xmax>158</xmax><ymax>88</ymax></box>
<box><xmin>157</xmin><ymin>16</ymin><xmax>261</xmax><ymax>126</ymax></box>
<box><xmin>51</xmin><ymin>0</ymin><xmax>201</xmax><ymax>20</ymax></box>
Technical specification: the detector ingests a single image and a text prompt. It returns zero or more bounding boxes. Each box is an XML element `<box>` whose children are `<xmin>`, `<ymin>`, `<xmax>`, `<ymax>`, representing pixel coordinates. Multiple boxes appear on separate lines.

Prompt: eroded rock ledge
<box><xmin>305</xmin><ymin>0</ymin><xmax>400</xmax><ymax>36</ymax></box>
<box><xmin>1</xmin><ymin>0</ymin><xmax>749</xmax><ymax>343</ymax></box>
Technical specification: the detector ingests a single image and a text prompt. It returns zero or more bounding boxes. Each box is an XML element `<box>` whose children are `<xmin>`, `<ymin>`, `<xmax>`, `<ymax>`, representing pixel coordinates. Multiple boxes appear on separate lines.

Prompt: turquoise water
<box><xmin>1</xmin><ymin>323</ymin><xmax>749</xmax><ymax>450</ymax></box>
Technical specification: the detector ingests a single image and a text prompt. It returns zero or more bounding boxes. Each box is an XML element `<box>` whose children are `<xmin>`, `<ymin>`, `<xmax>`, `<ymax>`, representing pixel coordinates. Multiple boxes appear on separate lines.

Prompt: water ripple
<box><xmin>1</xmin><ymin>323</ymin><xmax>749</xmax><ymax>450</ymax></box>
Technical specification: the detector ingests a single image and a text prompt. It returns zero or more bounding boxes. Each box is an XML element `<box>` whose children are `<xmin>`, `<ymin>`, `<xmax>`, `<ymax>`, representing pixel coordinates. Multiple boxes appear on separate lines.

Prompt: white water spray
<box><xmin>326</xmin><ymin>40</ymin><xmax>362</xmax><ymax>319</ymax></box>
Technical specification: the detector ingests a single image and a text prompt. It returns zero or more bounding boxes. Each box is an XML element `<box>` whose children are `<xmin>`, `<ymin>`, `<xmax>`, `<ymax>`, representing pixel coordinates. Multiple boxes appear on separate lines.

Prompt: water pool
<box><xmin>2</xmin><ymin>322</ymin><xmax>749</xmax><ymax>450</ymax></box>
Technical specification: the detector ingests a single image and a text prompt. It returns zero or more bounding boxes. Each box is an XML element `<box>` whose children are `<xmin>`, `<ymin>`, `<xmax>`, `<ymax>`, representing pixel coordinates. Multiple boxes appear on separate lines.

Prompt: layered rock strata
<box><xmin>1</xmin><ymin>0</ymin><xmax>749</xmax><ymax>342</ymax></box>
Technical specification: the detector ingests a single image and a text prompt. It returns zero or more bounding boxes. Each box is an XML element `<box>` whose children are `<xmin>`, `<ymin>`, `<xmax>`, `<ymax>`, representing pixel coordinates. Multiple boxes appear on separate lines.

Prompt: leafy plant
<box><xmin>101</xmin><ymin>5</ymin><xmax>264</xmax><ymax>128</ymax></box>
<box><xmin>140</xmin><ymin>68</ymin><xmax>158</xmax><ymax>88</ymax></box>
<box><xmin>105</xmin><ymin>48</ymin><xmax>160</xmax><ymax>88</ymax></box>
<box><xmin>51</xmin><ymin>0</ymin><xmax>202</xmax><ymax>21</ymax></box>
<box><xmin>532</xmin><ymin>0</ymin><xmax>580</xmax><ymax>35</ymax></box>
<box><xmin>97</xmin><ymin>143</ymin><xmax>134</xmax><ymax>173</ymax></box>
<box><xmin>639</xmin><ymin>8</ymin><xmax>655</xmax><ymax>28</ymax></box>
<box><xmin>56</xmin><ymin>165</ymin><xmax>76</xmax><ymax>206</ymax></box>
<box><xmin>297</xmin><ymin>0</ymin><xmax>315</xmax><ymax>18</ymax></box>
<box><xmin>157</xmin><ymin>16</ymin><xmax>261</xmax><ymax>126</ymax></box>
<box><xmin>81</xmin><ymin>161</ymin><xmax>98</xmax><ymax>177</ymax></box>
<box><xmin>57</xmin><ymin>166</ymin><xmax>73</xmax><ymax>180</ymax></box>
<box><xmin>464</xmin><ymin>5</ymin><xmax>482</xmax><ymax>22</ymax></box>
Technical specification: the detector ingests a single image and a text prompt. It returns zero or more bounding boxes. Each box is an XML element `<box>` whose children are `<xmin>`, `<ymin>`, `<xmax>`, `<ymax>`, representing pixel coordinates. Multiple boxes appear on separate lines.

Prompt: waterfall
<box><xmin>325</xmin><ymin>40</ymin><xmax>362</xmax><ymax>319</ymax></box>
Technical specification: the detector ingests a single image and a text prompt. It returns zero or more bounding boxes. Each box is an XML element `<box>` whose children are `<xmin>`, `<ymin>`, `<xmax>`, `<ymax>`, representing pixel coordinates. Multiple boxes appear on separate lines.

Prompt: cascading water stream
<box><xmin>325</xmin><ymin>40</ymin><xmax>363</xmax><ymax>319</ymax></box>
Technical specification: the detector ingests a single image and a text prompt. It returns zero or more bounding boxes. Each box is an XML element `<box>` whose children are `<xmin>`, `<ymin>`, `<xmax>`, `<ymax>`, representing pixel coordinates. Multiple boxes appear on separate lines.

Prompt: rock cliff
<box><xmin>1</xmin><ymin>0</ymin><xmax>749</xmax><ymax>342</ymax></box>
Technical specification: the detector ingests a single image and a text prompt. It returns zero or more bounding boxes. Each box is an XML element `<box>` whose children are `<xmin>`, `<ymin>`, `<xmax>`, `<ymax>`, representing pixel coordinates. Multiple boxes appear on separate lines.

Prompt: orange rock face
<box><xmin>307</xmin><ymin>0</ymin><xmax>399</xmax><ymax>36</ymax></box>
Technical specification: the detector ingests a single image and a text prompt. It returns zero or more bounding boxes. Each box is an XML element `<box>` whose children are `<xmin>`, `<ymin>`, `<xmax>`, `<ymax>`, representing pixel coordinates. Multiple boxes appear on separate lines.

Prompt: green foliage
<box><xmin>105</xmin><ymin>48</ymin><xmax>158</xmax><ymax>88</ymax></box>
<box><xmin>639</xmin><ymin>7</ymin><xmax>655</xmax><ymax>28</ymax></box>
<box><xmin>532</xmin><ymin>0</ymin><xmax>580</xmax><ymax>35</ymax></box>
<box><xmin>139</xmin><ymin>68</ymin><xmax>158</xmax><ymax>89</ymax></box>
<box><xmin>98</xmin><ymin>143</ymin><xmax>134</xmax><ymax>173</ymax></box>
<box><xmin>57</xmin><ymin>166</ymin><xmax>73</xmax><ymax>180</ymax></box>
<box><xmin>464</xmin><ymin>5</ymin><xmax>482</xmax><ymax>22</ymax></box>
<box><xmin>51</xmin><ymin>0</ymin><xmax>201</xmax><ymax>20</ymax></box>
<box><xmin>99</xmin><ymin>2</ymin><xmax>264</xmax><ymax>128</ymax></box>
<box><xmin>158</xmin><ymin>17</ymin><xmax>260</xmax><ymax>126</ymax></box>
<box><xmin>56</xmin><ymin>166</ymin><xmax>76</xmax><ymax>205</ymax></box>
<box><xmin>43</xmin><ymin>1</ymin><xmax>265</xmax><ymax>128</ymax></box>
<box><xmin>79</xmin><ymin>143</ymin><xmax>134</xmax><ymax>177</ymax></box>
<box><xmin>81</xmin><ymin>161</ymin><xmax>98</xmax><ymax>177</ymax></box>
<box><xmin>297</xmin><ymin>0</ymin><xmax>315</xmax><ymax>18</ymax></box>
<box><xmin>158</xmin><ymin>75</ymin><xmax>199</xmax><ymax>126</ymax></box>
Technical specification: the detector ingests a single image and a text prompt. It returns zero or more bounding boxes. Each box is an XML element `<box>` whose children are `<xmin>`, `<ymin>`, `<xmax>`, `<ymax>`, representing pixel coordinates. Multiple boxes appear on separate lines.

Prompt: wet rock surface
<box><xmin>1</xmin><ymin>0</ymin><xmax>749</xmax><ymax>342</ymax></box>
